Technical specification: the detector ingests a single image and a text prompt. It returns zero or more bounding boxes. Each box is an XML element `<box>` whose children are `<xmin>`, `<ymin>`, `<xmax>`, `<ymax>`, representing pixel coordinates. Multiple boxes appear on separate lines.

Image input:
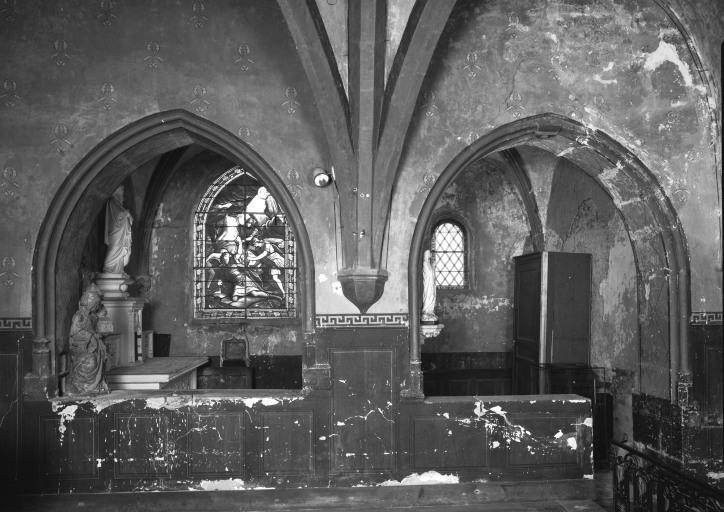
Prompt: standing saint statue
<box><xmin>421</xmin><ymin>249</ymin><xmax>438</xmax><ymax>323</ymax></box>
<box><xmin>66</xmin><ymin>284</ymin><xmax>113</xmax><ymax>395</ymax></box>
<box><xmin>103</xmin><ymin>185</ymin><xmax>133</xmax><ymax>275</ymax></box>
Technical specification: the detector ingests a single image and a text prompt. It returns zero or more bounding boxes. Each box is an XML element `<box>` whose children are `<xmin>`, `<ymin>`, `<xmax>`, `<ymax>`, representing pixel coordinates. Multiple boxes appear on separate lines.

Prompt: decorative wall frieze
<box><xmin>0</xmin><ymin>317</ymin><xmax>31</xmax><ymax>330</ymax></box>
<box><xmin>315</xmin><ymin>313</ymin><xmax>408</xmax><ymax>328</ymax></box>
<box><xmin>689</xmin><ymin>312</ymin><xmax>723</xmax><ymax>325</ymax></box>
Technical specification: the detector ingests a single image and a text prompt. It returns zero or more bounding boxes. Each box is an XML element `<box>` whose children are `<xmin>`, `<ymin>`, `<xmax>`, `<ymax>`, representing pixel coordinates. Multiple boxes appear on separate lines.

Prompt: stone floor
<box><xmin>10</xmin><ymin>475</ymin><xmax>615</xmax><ymax>512</ymax></box>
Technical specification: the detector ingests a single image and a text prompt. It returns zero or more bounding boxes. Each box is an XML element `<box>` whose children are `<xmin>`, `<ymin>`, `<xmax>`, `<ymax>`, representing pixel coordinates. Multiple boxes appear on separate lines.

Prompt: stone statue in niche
<box><xmin>66</xmin><ymin>284</ymin><xmax>114</xmax><ymax>395</ymax></box>
<box><xmin>102</xmin><ymin>185</ymin><xmax>133</xmax><ymax>275</ymax></box>
<box><xmin>421</xmin><ymin>249</ymin><xmax>438</xmax><ymax>324</ymax></box>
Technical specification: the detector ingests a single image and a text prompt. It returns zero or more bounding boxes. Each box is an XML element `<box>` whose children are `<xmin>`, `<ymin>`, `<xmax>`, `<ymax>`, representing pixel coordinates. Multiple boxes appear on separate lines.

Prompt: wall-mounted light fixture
<box><xmin>312</xmin><ymin>167</ymin><xmax>334</xmax><ymax>188</ymax></box>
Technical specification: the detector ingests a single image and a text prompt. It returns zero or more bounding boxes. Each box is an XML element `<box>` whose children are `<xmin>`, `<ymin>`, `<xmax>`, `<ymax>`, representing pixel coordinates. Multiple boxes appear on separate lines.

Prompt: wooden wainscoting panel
<box><xmin>113</xmin><ymin>413</ymin><xmax>170</xmax><ymax>478</ymax></box>
<box><xmin>259</xmin><ymin>411</ymin><xmax>314</xmax><ymax>476</ymax></box>
<box><xmin>0</xmin><ymin>352</ymin><xmax>19</xmax><ymax>480</ymax></box>
<box><xmin>187</xmin><ymin>412</ymin><xmax>244</xmax><ymax>477</ymax></box>
<box><xmin>411</xmin><ymin>416</ymin><xmax>486</xmax><ymax>470</ymax></box>
<box><xmin>39</xmin><ymin>416</ymin><xmax>97</xmax><ymax>479</ymax></box>
<box><xmin>506</xmin><ymin>414</ymin><xmax>580</xmax><ymax>469</ymax></box>
<box><xmin>331</xmin><ymin>349</ymin><xmax>395</xmax><ymax>474</ymax></box>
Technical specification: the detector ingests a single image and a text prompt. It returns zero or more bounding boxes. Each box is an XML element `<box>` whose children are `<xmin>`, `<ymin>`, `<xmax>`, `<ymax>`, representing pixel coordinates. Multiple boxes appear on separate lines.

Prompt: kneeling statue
<box><xmin>66</xmin><ymin>284</ymin><xmax>113</xmax><ymax>395</ymax></box>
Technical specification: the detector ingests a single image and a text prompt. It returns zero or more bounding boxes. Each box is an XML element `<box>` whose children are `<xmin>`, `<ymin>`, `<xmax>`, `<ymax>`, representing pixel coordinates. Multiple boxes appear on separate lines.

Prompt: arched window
<box><xmin>431</xmin><ymin>220</ymin><xmax>466</xmax><ymax>289</ymax></box>
<box><xmin>193</xmin><ymin>166</ymin><xmax>296</xmax><ymax>319</ymax></box>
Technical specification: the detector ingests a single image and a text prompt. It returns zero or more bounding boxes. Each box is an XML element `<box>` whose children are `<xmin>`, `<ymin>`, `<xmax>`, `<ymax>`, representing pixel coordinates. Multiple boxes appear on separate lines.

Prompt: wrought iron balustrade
<box><xmin>612</xmin><ymin>440</ymin><xmax>724</xmax><ymax>512</ymax></box>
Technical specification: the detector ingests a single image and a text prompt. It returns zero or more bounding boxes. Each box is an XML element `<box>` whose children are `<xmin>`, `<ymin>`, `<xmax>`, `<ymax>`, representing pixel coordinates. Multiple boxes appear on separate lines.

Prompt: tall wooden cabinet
<box><xmin>513</xmin><ymin>252</ymin><xmax>592</xmax><ymax>394</ymax></box>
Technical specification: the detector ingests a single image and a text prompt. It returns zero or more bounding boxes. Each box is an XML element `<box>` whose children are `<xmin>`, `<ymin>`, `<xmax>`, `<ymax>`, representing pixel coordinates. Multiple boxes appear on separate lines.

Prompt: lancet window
<box><xmin>193</xmin><ymin>167</ymin><xmax>296</xmax><ymax>319</ymax></box>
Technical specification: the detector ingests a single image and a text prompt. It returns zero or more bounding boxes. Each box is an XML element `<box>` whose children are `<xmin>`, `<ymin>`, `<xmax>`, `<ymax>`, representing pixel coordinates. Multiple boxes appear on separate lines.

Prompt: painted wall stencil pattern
<box><xmin>417</xmin><ymin>174</ymin><xmax>436</xmax><ymax>195</ymax></box>
<box><xmin>144</xmin><ymin>42</ymin><xmax>163</xmax><ymax>70</ymax></box>
<box><xmin>690</xmin><ymin>312</ymin><xmax>723</xmax><ymax>325</ymax></box>
<box><xmin>0</xmin><ymin>317</ymin><xmax>31</xmax><ymax>330</ymax></box>
<box><xmin>51</xmin><ymin>40</ymin><xmax>70</xmax><ymax>67</ymax></box>
<box><xmin>190</xmin><ymin>85</ymin><xmax>209</xmax><ymax>114</ymax></box>
<box><xmin>237</xmin><ymin>126</ymin><xmax>254</xmax><ymax>147</ymax></box>
<box><xmin>1</xmin><ymin>80</ymin><xmax>20</xmax><ymax>108</ymax></box>
<box><xmin>97</xmin><ymin>82</ymin><xmax>117</xmax><ymax>111</ymax></box>
<box><xmin>286</xmin><ymin>168</ymin><xmax>303</xmax><ymax>200</ymax></box>
<box><xmin>0</xmin><ymin>165</ymin><xmax>19</xmax><ymax>201</ymax></box>
<box><xmin>98</xmin><ymin>0</ymin><xmax>116</xmax><ymax>27</ymax></box>
<box><xmin>235</xmin><ymin>44</ymin><xmax>254</xmax><ymax>72</ymax></box>
<box><xmin>422</xmin><ymin>91</ymin><xmax>439</xmax><ymax>118</ymax></box>
<box><xmin>0</xmin><ymin>0</ymin><xmax>17</xmax><ymax>23</ymax></box>
<box><xmin>50</xmin><ymin>123</ymin><xmax>72</xmax><ymax>154</ymax></box>
<box><xmin>463</xmin><ymin>51</ymin><xmax>481</xmax><ymax>79</ymax></box>
<box><xmin>188</xmin><ymin>0</ymin><xmax>207</xmax><ymax>29</ymax></box>
<box><xmin>0</xmin><ymin>257</ymin><xmax>19</xmax><ymax>287</ymax></box>
<box><xmin>282</xmin><ymin>87</ymin><xmax>299</xmax><ymax>116</ymax></box>
<box><xmin>315</xmin><ymin>314</ymin><xmax>409</xmax><ymax>328</ymax></box>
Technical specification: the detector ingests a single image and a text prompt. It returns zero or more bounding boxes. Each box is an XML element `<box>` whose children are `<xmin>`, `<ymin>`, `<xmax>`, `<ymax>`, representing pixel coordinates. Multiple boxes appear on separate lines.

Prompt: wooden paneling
<box><xmin>187</xmin><ymin>413</ymin><xmax>244</xmax><ymax>477</ymax></box>
<box><xmin>40</xmin><ymin>416</ymin><xmax>97</xmax><ymax>479</ymax></box>
<box><xmin>259</xmin><ymin>411</ymin><xmax>314</xmax><ymax>476</ymax></box>
<box><xmin>547</xmin><ymin>253</ymin><xmax>591</xmax><ymax>364</ymax></box>
<box><xmin>411</xmin><ymin>416</ymin><xmax>486</xmax><ymax>470</ymax></box>
<box><xmin>0</xmin><ymin>353</ymin><xmax>19</xmax><ymax>480</ymax></box>
<box><xmin>114</xmin><ymin>414</ymin><xmax>170</xmax><ymax>478</ymax></box>
<box><xmin>331</xmin><ymin>349</ymin><xmax>394</xmax><ymax>474</ymax></box>
<box><xmin>506</xmin><ymin>414</ymin><xmax>580</xmax><ymax>468</ymax></box>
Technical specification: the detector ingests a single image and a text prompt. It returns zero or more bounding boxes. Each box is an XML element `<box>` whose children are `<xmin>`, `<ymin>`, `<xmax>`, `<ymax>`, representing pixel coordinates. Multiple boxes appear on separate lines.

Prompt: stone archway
<box><xmin>31</xmin><ymin>109</ymin><xmax>316</xmax><ymax>391</ymax></box>
<box><xmin>405</xmin><ymin>113</ymin><xmax>690</xmax><ymax>402</ymax></box>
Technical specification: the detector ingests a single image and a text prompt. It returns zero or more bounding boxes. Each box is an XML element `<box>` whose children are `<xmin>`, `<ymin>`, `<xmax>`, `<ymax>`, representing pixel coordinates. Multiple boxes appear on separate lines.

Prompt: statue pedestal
<box><xmin>420</xmin><ymin>323</ymin><xmax>444</xmax><ymax>342</ymax></box>
<box><xmin>95</xmin><ymin>273</ymin><xmax>133</xmax><ymax>299</ymax></box>
<box><xmin>100</xmin><ymin>296</ymin><xmax>146</xmax><ymax>367</ymax></box>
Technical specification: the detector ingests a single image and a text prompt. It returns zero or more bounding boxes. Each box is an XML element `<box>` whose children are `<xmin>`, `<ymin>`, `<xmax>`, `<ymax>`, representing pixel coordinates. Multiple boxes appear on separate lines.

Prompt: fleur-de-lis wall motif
<box><xmin>0</xmin><ymin>256</ymin><xmax>19</xmax><ymax>287</ymax></box>
<box><xmin>51</xmin><ymin>39</ymin><xmax>70</xmax><ymax>67</ymax></box>
<box><xmin>144</xmin><ymin>41</ymin><xmax>163</xmax><ymax>70</ymax></box>
<box><xmin>282</xmin><ymin>87</ymin><xmax>299</xmax><ymax>116</ymax></box>
<box><xmin>237</xmin><ymin>126</ymin><xmax>252</xmax><ymax>142</ymax></box>
<box><xmin>98</xmin><ymin>82</ymin><xmax>117</xmax><ymax>110</ymax></box>
<box><xmin>0</xmin><ymin>0</ymin><xmax>17</xmax><ymax>22</ymax></box>
<box><xmin>190</xmin><ymin>85</ymin><xmax>210</xmax><ymax>114</ymax></box>
<box><xmin>422</xmin><ymin>90</ymin><xmax>439</xmax><ymax>118</ymax></box>
<box><xmin>188</xmin><ymin>0</ymin><xmax>207</xmax><ymax>28</ymax></box>
<box><xmin>286</xmin><ymin>168</ymin><xmax>303</xmax><ymax>199</ymax></box>
<box><xmin>0</xmin><ymin>165</ymin><xmax>19</xmax><ymax>201</ymax></box>
<box><xmin>463</xmin><ymin>51</ymin><xmax>481</xmax><ymax>79</ymax></box>
<box><xmin>417</xmin><ymin>173</ymin><xmax>437</xmax><ymax>194</ymax></box>
<box><xmin>505</xmin><ymin>90</ymin><xmax>525</xmax><ymax>118</ymax></box>
<box><xmin>50</xmin><ymin>123</ymin><xmax>72</xmax><ymax>154</ymax></box>
<box><xmin>1</xmin><ymin>79</ymin><xmax>20</xmax><ymax>107</ymax></box>
<box><xmin>235</xmin><ymin>44</ymin><xmax>255</xmax><ymax>72</ymax></box>
<box><xmin>98</xmin><ymin>0</ymin><xmax>116</xmax><ymax>27</ymax></box>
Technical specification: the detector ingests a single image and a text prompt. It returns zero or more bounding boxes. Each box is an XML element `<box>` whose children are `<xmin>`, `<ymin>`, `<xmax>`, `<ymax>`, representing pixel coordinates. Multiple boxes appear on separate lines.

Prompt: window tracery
<box><xmin>431</xmin><ymin>220</ymin><xmax>466</xmax><ymax>289</ymax></box>
<box><xmin>193</xmin><ymin>166</ymin><xmax>296</xmax><ymax>319</ymax></box>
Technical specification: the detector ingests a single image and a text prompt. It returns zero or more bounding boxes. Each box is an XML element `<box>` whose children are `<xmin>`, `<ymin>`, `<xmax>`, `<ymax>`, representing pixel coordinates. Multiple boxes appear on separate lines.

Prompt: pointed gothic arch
<box><xmin>32</xmin><ymin>109</ymin><xmax>315</xmax><ymax>382</ymax></box>
<box><xmin>406</xmin><ymin>113</ymin><xmax>690</xmax><ymax>401</ymax></box>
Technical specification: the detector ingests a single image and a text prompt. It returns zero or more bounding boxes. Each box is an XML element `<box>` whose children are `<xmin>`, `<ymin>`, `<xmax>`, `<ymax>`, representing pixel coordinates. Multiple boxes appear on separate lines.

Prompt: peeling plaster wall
<box><xmin>0</xmin><ymin>0</ymin><xmax>335</xmax><ymax>318</ymax></box>
<box><xmin>386</xmin><ymin>0</ymin><xmax>722</xmax><ymax>318</ymax></box>
<box><xmin>425</xmin><ymin>158</ymin><xmax>531</xmax><ymax>353</ymax></box>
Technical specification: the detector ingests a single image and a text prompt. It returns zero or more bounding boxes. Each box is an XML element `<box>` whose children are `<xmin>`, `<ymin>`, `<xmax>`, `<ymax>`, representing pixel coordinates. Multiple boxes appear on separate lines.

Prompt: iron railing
<box><xmin>612</xmin><ymin>440</ymin><xmax>724</xmax><ymax>512</ymax></box>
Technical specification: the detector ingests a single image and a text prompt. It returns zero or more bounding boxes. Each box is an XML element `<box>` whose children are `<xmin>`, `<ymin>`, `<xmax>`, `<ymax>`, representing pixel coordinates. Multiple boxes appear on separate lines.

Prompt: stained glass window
<box><xmin>431</xmin><ymin>221</ymin><xmax>466</xmax><ymax>289</ymax></box>
<box><xmin>194</xmin><ymin>167</ymin><xmax>296</xmax><ymax>319</ymax></box>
